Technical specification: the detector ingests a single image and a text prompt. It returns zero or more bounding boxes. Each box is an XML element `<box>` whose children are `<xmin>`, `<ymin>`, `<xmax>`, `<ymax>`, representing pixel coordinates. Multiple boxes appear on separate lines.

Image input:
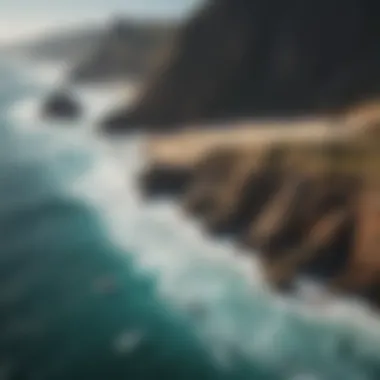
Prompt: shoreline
<box><xmin>140</xmin><ymin>111</ymin><xmax>380</xmax><ymax>308</ymax></box>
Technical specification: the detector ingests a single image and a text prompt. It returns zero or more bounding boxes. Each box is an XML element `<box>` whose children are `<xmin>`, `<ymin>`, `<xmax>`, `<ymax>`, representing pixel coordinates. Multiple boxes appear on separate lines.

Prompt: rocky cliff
<box><xmin>102</xmin><ymin>0</ymin><xmax>380</xmax><ymax>133</ymax></box>
<box><xmin>139</xmin><ymin>104</ymin><xmax>380</xmax><ymax>306</ymax></box>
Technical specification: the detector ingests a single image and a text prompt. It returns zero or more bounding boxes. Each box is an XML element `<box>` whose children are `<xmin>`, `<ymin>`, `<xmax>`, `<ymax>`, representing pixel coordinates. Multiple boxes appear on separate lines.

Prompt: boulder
<box><xmin>42</xmin><ymin>90</ymin><xmax>81</xmax><ymax>120</ymax></box>
<box><xmin>139</xmin><ymin>164</ymin><xmax>193</xmax><ymax>199</ymax></box>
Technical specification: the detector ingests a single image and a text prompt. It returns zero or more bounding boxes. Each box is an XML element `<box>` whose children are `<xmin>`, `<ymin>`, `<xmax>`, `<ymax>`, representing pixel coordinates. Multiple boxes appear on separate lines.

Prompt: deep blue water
<box><xmin>1</xmin><ymin>58</ymin><xmax>380</xmax><ymax>380</ymax></box>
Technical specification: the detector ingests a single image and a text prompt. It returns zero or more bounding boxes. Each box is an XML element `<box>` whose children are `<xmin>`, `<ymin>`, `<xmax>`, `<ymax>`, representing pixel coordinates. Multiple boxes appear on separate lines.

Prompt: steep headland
<box><xmin>97</xmin><ymin>0</ymin><xmax>380</xmax><ymax>307</ymax></box>
<box><xmin>102</xmin><ymin>0</ymin><xmax>380</xmax><ymax>133</ymax></box>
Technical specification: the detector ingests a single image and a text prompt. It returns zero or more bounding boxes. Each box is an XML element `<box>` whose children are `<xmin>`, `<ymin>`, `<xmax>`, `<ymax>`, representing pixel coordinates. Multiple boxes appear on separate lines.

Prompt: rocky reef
<box><xmin>139</xmin><ymin>104</ymin><xmax>380</xmax><ymax>306</ymax></box>
<box><xmin>101</xmin><ymin>0</ymin><xmax>380</xmax><ymax>134</ymax></box>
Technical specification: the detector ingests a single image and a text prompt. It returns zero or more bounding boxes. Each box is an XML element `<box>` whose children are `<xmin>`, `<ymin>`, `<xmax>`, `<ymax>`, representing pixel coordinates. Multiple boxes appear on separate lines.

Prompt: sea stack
<box><xmin>42</xmin><ymin>90</ymin><xmax>82</xmax><ymax>120</ymax></box>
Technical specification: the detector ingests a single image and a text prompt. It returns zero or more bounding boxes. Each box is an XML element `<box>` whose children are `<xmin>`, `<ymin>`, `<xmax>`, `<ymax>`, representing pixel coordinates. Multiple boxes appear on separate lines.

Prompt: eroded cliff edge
<box><xmin>139</xmin><ymin>106</ymin><xmax>380</xmax><ymax>307</ymax></box>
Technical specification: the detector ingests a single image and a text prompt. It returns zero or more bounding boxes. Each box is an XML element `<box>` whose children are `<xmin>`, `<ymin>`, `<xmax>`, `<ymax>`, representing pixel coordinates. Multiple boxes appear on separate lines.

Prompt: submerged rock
<box><xmin>42</xmin><ymin>90</ymin><xmax>81</xmax><ymax>120</ymax></box>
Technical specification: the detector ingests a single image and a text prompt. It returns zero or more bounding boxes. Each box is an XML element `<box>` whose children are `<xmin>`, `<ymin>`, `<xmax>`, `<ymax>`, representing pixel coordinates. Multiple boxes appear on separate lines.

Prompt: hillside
<box><xmin>101</xmin><ymin>0</ymin><xmax>380</xmax><ymax>133</ymax></box>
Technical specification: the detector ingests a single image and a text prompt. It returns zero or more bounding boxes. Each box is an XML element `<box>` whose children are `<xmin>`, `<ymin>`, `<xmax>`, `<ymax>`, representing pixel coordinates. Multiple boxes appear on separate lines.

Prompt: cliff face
<box><xmin>186</xmin><ymin>140</ymin><xmax>379</xmax><ymax>302</ymax></box>
<box><xmin>70</xmin><ymin>19</ymin><xmax>176</xmax><ymax>83</ymax></box>
<box><xmin>182</xmin><ymin>147</ymin><xmax>283</xmax><ymax>236</ymax></box>
<box><xmin>244</xmin><ymin>168</ymin><xmax>361</xmax><ymax>288</ymax></box>
<box><xmin>102</xmin><ymin>0</ymin><xmax>380</xmax><ymax>133</ymax></box>
<box><xmin>139</xmin><ymin>105</ymin><xmax>380</xmax><ymax>306</ymax></box>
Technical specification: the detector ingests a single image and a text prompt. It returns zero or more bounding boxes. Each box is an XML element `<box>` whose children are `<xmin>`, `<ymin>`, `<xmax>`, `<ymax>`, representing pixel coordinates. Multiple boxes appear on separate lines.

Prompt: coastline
<box><xmin>3</xmin><ymin>54</ymin><xmax>380</xmax><ymax>380</ymax></box>
<box><xmin>140</xmin><ymin>110</ymin><xmax>380</xmax><ymax>307</ymax></box>
<box><xmin>7</xmin><ymin>54</ymin><xmax>380</xmax><ymax>311</ymax></box>
<box><xmin>6</xmin><ymin>55</ymin><xmax>139</xmax><ymax>128</ymax></box>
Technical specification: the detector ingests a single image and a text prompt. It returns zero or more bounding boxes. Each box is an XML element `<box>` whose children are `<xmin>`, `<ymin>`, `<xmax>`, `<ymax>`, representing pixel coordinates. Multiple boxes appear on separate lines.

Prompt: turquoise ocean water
<box><xmin>1</xmin><ymin>58</ymin><xmax>380</xmax><ymax>380</ymax></box>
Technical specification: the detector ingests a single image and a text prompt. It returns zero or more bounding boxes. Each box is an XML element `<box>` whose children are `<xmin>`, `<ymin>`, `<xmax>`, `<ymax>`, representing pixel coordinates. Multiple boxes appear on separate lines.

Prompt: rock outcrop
<box><xmin>101</xmin><ymin>0</ymin><xmax>380</xmax><ymax>134</ymax></box>
<box><xmin>182</xmin><ymin>147</ymin><xmax>284</xmax><ymax>236</ymax></box>
<box><xmin>42</xmin><ymin>90</ymin><xmax>82</xmax><ymax>120</ymax></box>
<box><xmin>139</xmin><ymin>105</ymin><xmax>380</xmax><ymax>306</ymax></box>
<box><xmin>188</xmin><ymin>138</ymin><xmax>378</xmax><ymax>302</ymax></box>
<box><xmin>245</xmin><ymin>169</ymin><xmax>360</xmax><ymax>289</ymax></box>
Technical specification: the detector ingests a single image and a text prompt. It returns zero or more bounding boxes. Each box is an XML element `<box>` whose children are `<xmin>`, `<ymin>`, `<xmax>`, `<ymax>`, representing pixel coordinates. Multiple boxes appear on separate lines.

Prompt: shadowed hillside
<box><xmin>102</xmin><ymin>0</ymin><xmax>380</xmax><ymax>133</ymax></box>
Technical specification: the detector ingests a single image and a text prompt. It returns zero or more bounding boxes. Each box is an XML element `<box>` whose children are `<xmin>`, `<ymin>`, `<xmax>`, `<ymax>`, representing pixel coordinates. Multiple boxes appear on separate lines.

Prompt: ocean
<box><xmin>1</xmin><ymin>57</ymin><xmax>380</xmax><ymax>380</ymax></box>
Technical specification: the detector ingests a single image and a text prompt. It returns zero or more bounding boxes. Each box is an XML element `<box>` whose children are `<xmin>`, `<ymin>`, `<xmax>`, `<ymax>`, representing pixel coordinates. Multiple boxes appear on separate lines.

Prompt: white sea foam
<box><xmin>8</xmin><ymin>62</ymin><xmax>134</xmax><ymax>133</ymax></box>
<box><xmin>62</xmin><ymin>136</ymin><xmax>380</xmax><ymax>380</ymax></box>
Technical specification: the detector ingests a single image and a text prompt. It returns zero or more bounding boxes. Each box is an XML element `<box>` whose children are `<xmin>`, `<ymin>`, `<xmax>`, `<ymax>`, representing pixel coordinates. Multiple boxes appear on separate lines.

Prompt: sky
<box><xmin>0</xmin><ymin>0</ymin><xmax>204</xmax><ymax>44</ymax></box>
